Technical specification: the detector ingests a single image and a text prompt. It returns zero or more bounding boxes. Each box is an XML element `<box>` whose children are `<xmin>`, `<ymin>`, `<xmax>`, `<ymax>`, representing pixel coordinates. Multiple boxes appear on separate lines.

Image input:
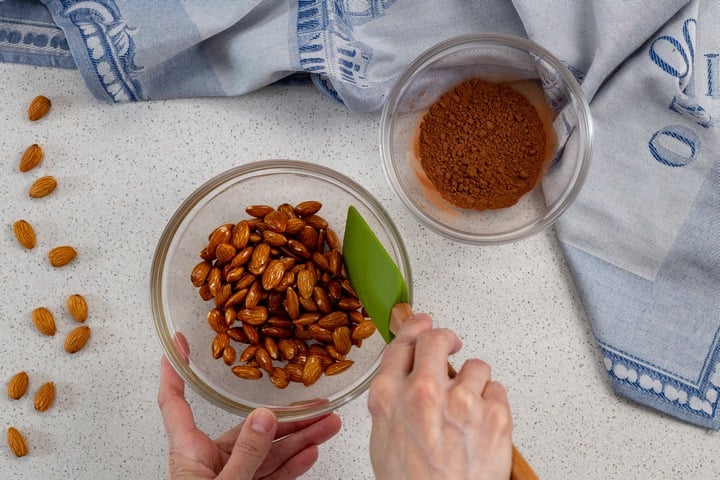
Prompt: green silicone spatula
<box><xmin>342</xmin><ymin>205</ymin><xmax>537</xmax><ymax>480</ymax></box>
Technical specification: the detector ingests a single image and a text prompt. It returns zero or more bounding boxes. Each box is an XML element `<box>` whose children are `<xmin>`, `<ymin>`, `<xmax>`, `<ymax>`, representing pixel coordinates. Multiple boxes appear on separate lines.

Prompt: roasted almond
<box><xmin>13</xmin><ymin>220</ymin><xmax>36</xmax><ymax>249</ymax></box>
<box><xmin>352</xmin><ymin>319</ymin><xmax>377</xmax><ymax>340</ymax></box>
<box><xmin>245</xmin><ymin>205</ymin><xmax>275</xmax><ymax>218</ymax></box>
<box><xmin>33</xmin><ymin>381</ymin><xmax>55</xmax><ymax>412</ymax></box>
<box><xmin>231</xmin><ymin>365</ymin><xmax>263</xmax><ymax>380</ymax></box>
<box><xmin>269</xmin><ymin>367</ymin><xmax>289</xmax><ymax>389</ymax></box>
<box><xmin>302</xmin><ymin>355</ymin><xmax>323</xmax><ymax>386</ymax></box>
<box><xmin>64</xmin><ymin>325</ymin><xmax>91</xmax><ymax>353</ymax></box>
<box><xmin>294</xmin><ymin>200</ymin><xmax>322</xmax><ymax>217</ymax></box>
<box><xmin>48</xmin><ymin>245</ymin><xmax>77</xmax><ymax>267</ymax></box>
<box><xmin>7</xmin><ymin>371</ymin><xmax>29</xmax><ymax>400</ymax></box>
<box><xmin>29</xmin><ymin>175</ymin><xmax>57</xmax><ymax>198</ymax></box>
<box><xmin>190</xmin><ymin>261</ymin><xmax>212</xmax><ymax>287</ymax></box>
<box><xmin>261</xmin><ymin>259</ymin><xmax>286</xmax><ymax>290</ymax></box>
<box><xmin>333</xmin><ymin>326</ymin><xmax>352</xmax><ymax>355</ymax></box>
<box><xmin>28</xmin><ymin>95</ymin><xmax>51</xmax><ymax>121</ymax></box>
<box><xmin>7</xmin><ymin>427</ymin><xmax>28</xmax><ymax>457</ymax></box>
<box><xmin>325</xmin><ymin>360</ymin><xmax>354</xmax><ymax>376</ymax></box>
<box><xmin>66</xmin><ymin>294</ymin><xmax>88</xmax><ymax>322</ymax></box>
<box><xmin>238</xmin><ymin>306</ymin><xmax>268</xmax><ymax>326</ymax></box>
<box><xmin>32</xmin><ymin>307</ymin><xmax>56</xmax><ymax>336</ymax></box>
<box><xmin>19</xmin><ymin>144</ymin><xmax>43</xmax><ymax>172</ymax></box>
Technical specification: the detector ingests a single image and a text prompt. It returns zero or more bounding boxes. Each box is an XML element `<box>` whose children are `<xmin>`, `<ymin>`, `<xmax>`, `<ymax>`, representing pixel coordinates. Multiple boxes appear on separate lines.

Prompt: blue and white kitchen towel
<box><xmin>1</xmin><ymin>0</ymin><xmax>718</xmax><ymax>429</ymax></box>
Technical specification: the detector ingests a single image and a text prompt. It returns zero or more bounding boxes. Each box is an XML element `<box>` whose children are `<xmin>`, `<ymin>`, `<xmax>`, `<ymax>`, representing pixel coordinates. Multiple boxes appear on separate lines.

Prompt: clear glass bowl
<box><xmin>380</xmin><ymin>33</ymin><xmax>594</xmax><ymax>244</ymax></box>
<box><xmin>150</xmin><ymin>160</ymin><xmax>412</xmax><ymax>421</ymax></box>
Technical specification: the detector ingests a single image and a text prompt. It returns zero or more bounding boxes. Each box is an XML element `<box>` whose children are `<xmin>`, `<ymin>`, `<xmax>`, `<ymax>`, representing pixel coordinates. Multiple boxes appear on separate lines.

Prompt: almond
<box><xmin>7</xmin><ymin>427</ymin><xmax>28</xmax><ymax>457</ymax></box>
<box><xmin>64</xmin><ymin>325</ymin><xmax>91</xmax><ymax>353</ymax></box>
<box><xmin>245</xmin><ymin>205</ymin><xmax>274</xmax><ymax>218</ymax></box>
<box><xmin>352</xmin><ymin>319</ymin><xmax>377</xmax><ymax>340</ymax></box>
<box><xmin>28</xmin><ymin>95</ymin><xmax>51</xmax><ymax>121</ymax></box>
<box><xmin>325</xmin><ymin>360</ymin><xmax>354</xmax><ymax>376</ymax></box>
<box><xmin>231</xmin><ymin>365</ymin><xmax>263</xmax><ymax>380</ymax></box>
<box><xmin>33</xmin><ymin>382</ymin><xmax>55</xmax><ymax>412</ymax></box>
<box><xmin>12</xmin><ymin>220</ymin><xmax>36</xmax><ymax>249</ymax></box>
<box><xmin>29</xmin><ymin>175</ymin><xmax>57</xmax><ymax>198</ymax></box>
<box><xmin>66</xmin><ymin>294</ymin><xmax>88</xmax><ymax>322</ymax></box>
<box><xmin>294</xmin><ymin>200</ymin><xmax>322</xmax><ymax>217</ymax></box>
<box><xmin>7</xmin><ymin>371</ymin><xmax>29</xmax><ymax>400</ymax></box>
<box><xmin>19</xmin><ymin>144</ymin><xmax>44</xmax><ymax>172</ymax></box>
<box><xmin>238</xmin><ymin>306</ymin><xmax>268</xmax><ymax>326</ymax></box>
<box><xmin>302</xmin><ymin>355</ymin><xmax>323</xmax><ymax>386</ymax></box>
<box><xmin>31</xmin><ymin>307</ymin><xmax>56</xmax><ymax>336</ymax></box>
<box><xmin>48</xmin><ymin>245</ymin><xmax>77</xmax><ymax>267</ymax></box>
<box><xmin>332</xmin><ymin>326</ymin><xmax>352</xmax><ymax>355</ymax></box>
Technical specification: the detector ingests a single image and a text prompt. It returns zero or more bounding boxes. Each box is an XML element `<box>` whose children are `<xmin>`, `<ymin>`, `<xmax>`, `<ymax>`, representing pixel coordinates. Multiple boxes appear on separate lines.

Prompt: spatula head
<box><xmin>342</xmin><ymin>206</ymin><xmax>408</xmax><ymax>343</ymax></box>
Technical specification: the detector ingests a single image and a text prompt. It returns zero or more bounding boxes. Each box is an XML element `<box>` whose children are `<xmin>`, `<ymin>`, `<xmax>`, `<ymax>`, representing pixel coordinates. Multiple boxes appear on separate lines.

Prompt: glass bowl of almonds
<box><xmin>381</xmin><ymin>33</ymin><xmax>594</xmax><ymax>244</ymax></box>
<box><xmin>151</xmin><ymin>160</ymin><xmax>411</xmax><ymax>421</ymax></box>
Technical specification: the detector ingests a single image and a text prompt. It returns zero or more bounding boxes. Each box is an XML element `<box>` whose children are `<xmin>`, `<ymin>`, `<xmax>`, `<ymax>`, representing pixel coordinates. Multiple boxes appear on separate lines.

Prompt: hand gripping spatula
<box><xmin>342</xmin><ymin>205</ymin><xmax>537</xmax><ymax>480</ymax></box>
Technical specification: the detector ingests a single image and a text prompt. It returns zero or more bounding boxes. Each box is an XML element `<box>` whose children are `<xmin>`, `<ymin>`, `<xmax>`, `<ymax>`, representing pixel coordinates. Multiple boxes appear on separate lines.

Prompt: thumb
<box><xmin>219</xmin><ymin>408</ymin><xmax>277</xmax><ymax>480</ymax></box>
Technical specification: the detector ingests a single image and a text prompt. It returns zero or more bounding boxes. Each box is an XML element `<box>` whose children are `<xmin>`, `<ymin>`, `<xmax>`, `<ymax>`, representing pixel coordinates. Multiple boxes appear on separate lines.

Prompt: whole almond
<box><xmin>12</xmin><ymin>220</ymin><xmax>36</xmax><ymax>249</ymax></box>
<box><xmin>66</xmin><ymin>294</ymin><xmax>88</xmax><ymax>322</ymax></box>
<box><xmin>64</xmin><ymin>325</ymin><xmax>91</xmax><ymax>353</ymax></box>
<box><xmin>352</xmin><ymin>319</ymin><xmax>377</xmax><ymax>340</ymax></box>
<box><xmin>333</xmin><ymin>326</ymin><xmax>352</xmax><ymax>355</ymax></box>
<box><xmin>48</xmin><ymin>245</ymin><xmax>77</xmax><ymax>267</ymax></box>
<box><xmin>302</xmin><ymin>355</ymin><xmax>323</xmax><ymax>386</ymax></box>
<box><xmin>231</xmin><ymin>365</ymin><xmax>263</xmax><ymax>380</ymax></box>
<box><xmin>31</xmin><ymin>307</ymin><xmax>56</xmax><ymax>336</ymax></box>
<box><xmin>7</xmin><ymin>427</ymin><xmax>28</xmax><ymax>457</ymax></box>
<box><xmin>294</xmin><ymin>200</ymin><xmax>323</xmax><ymax>217</ymax></box>
<box><xmin>29</xmin><ymin>175</ymin><xmax>57</xmax><ymax>198</ymax></box>
<box><xmin>325</xmin><ymin>360</ymin><xmax>354</xmax><ymax>376</ymax></box>
<box><xmin>19</xmin><ymin>144</ymin><xmax>44</xmax><ymax>172</ymax></box>
<box><xmin>33</xmin><ymin>381</ymin><xmax>55</xmax><ymax>412</ymax></box>
<box><xmin>28</xmin><ymin>95</ymin><xmax>51</xmax><ymax>121</ymax></box>
<box><xmin>7</xmin><ymin>371</ymin><xmax>29</xmax><ymax>400</ymax></box>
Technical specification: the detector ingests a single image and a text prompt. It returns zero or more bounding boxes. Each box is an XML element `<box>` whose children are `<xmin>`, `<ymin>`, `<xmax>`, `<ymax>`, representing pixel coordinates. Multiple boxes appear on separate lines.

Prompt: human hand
<box><xmin>368</xmin><ymin>307</ymin><xmax>513</xmax><ymax>480</ymax></box>
<box><xmin>158</xmin><ymin>334</ymin><xmax>342</xmax><ymax>480</ymax></box>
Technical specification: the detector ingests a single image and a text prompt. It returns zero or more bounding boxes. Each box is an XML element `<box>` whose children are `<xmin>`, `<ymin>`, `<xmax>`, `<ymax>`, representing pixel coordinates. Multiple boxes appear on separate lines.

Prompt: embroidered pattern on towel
<box><xmin>602</xmin><ymin>335</ymin><xmax>720</xmax><ymax>421</ymax></box>
<box><xmin>297</xmin><ymin>0</ymin><xmax>396</xmax><ymax>96</ymax></box>
<box><xmin>59</xmin><ymin>0</ymin><xmax>142</xmax><ymax>102</ymax></box>
<box><xmin>0</xmin><ymin>16</ymin><xmax>71</xmax><ymax>58</ymax></box>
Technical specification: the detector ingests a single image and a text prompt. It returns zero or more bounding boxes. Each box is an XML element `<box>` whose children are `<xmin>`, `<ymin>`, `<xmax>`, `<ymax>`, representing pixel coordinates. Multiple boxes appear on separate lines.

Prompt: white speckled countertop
<box><xmin>0</xmin><ymin>63</ymin><xmax>717</xmax><ymax>479</ymax></box>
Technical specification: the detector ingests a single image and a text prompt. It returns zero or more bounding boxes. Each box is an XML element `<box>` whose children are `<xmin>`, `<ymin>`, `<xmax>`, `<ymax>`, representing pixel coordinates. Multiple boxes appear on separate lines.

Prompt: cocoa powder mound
<box><xmin>418</xmin><ymin>78</ymin><xmax>547</xmax><ymax>211</ymax></box>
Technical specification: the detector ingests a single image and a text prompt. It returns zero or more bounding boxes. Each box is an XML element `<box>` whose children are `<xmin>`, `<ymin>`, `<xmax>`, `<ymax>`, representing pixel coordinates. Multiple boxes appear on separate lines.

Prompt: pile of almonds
<box><xmin>5</xmin><ymin>96</ymin><xmax>92</xmax><ymax>458</ymax></box>
<box><xmin>192</xmin><ymin>201</ymin><xmax>377</xmax><ymax>389</ymax></box>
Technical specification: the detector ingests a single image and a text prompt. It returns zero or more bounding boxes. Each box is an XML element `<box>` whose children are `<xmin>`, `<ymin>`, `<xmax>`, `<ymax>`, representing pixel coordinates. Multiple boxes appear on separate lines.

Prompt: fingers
<box><xmin>254</xmin><ymin>413</ymin><xmax>342</xmax><ymax>478</ymax></box>
<box><xmin>157</xmin><ymin>355</ymin><xmax>197</xmax><ymax>442</ymax></box>
<box><xmin>219</xmin><ymin>408</ymin><xmax>277</xmax><ymax>480</ymax></box>
<box><xmin>377</xmin><ymin>310</ymin><xmax>433</xmax><ymax>379</ymax></box>
<box><xmin>411</xmin><ymin>327</ymin><xmax>462</xmax><ymax>380</ymax></box>
<box><xmin>451</xmin><ymin>358</ymin><xmax>492</xmax><ymax>397</ymax></box>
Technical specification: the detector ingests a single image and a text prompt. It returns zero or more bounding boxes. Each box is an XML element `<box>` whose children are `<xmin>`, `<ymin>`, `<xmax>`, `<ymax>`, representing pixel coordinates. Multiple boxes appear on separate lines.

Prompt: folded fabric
<box><xmin>0</xmin><ymin>0</ymin><xmax>717</xmax><ymax>429</ymax></box>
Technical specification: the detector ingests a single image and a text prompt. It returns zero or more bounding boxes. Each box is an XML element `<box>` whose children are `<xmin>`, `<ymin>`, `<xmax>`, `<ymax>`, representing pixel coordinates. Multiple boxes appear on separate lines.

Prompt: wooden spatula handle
<box><xmin>390</xmin><ymin>303</ymin><xmax>538</xmax><ymax>480</ymax></box>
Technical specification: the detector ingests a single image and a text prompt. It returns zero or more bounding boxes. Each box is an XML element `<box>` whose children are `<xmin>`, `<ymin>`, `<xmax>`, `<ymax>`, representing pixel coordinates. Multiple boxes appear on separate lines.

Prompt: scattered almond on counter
<box><xmin>29</xmin><ymin>175</ymin><xmax>57</xmax><ymax>198</ymax></box>
<box><xmin>33</xmin><ymin>382</ymin><xmax>55</xmax><ymax>412</ymax></box>
<box><xmin>66</xmin><ymin>294</ymin><xmax>88</xmax><ymax>323</ymax></box>
<box><xmin>48</xmin><ymin>245</ymin><xmax>77</xmax><ymax>267</ymax></box>
<box><xmin>12</xmin><ymin>219</ymin><xmax>36</xmax><ymax>249</ymax></box>
<box><xmin>64</xmin><ymin>325</ymin><xmax>91</xmax><ymax>354</ymax></box>
<box><xmin>31</xmin><ymin>307</ymin><xmax>56</xmax><ymax>337</ymax></box>
<box><xmin>27</xmin><ymin>95</ymin><xmax>51</xmax><ymax>121</ymax></box>
<box><xmin>19</xmin><ymin>143</ymin><xmax>43</xmax><ymax>172</ymax></box>
<box><xmin>7</xmin><ymin>371</ymin><xmax>29</xmax><ymax>400</ymax></box>
<box><xmin>6</xmin><ymin>427</ymin><xmax>28</xmax><ymax>457</ymax></box>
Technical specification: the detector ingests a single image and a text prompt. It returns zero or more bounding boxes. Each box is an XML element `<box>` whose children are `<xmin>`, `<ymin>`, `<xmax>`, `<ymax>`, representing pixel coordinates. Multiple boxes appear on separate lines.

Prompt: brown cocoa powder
<box><xmin>418</xmin><ymin>78</ymin><xmax>548</xmax><ymax>211</ymax></box>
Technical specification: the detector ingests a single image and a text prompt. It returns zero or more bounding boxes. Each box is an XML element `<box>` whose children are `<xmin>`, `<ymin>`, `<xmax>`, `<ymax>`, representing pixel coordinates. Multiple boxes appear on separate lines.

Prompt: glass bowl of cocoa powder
<box><xmin>380</xmin><ymin>33</ymin><xmax>594</xmax><ymax>244</ymax></box>
<box><xmin>150</xmin><ymin>160</ymin><xmax>411</xmax><ymax>421</ymax></box>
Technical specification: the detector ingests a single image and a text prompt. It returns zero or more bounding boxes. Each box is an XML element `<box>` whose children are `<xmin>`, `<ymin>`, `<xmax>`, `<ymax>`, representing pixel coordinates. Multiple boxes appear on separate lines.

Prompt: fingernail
<box><xmin>249</xmin><ymin>408</ymin><xmax>275</xmax><ymax>434</ymax></box>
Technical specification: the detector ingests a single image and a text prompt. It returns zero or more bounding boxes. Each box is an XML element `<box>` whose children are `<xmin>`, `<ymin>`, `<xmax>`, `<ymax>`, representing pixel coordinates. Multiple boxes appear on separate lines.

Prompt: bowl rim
<box><xmin>380</xmin><ymin>32</ymin><xmax>594</xmax><ymax>245</ymax></box>
<box><xmin>150</xmin><ymin>159</ymin><xmax>413</xmax><ymax>421</ymax></box>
